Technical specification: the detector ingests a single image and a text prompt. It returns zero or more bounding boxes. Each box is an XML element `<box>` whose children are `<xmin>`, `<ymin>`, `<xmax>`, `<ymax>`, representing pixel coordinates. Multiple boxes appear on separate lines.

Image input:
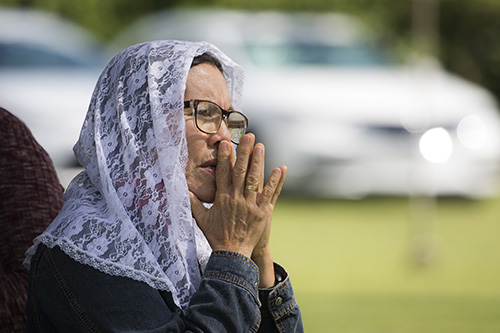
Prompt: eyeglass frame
<box><xmin>183</xmin><ymin>99</ymin><xmax>248</xmax><ymax>145</ymax></box>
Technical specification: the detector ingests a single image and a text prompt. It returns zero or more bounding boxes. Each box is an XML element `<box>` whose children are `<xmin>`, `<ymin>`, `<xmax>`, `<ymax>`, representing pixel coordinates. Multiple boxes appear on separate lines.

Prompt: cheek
<box><xmin>185</xmin><ymin>122</ymin><xmax>198</xmax><ymax>169</ymax></box>
<box><xmin>184</xmin><ymin>119</ymin><xmax>216</xmax><ymax>202</ymax></box>
<box><xmin>184</xmin><ymin>121</ymin><xmax>204</xmax><ymax>186</ymax></box>
<box><xmin>184</xmin><ymin>145</ymin><xmax>202</xmax><ymax>195</ymax></box>
<box><xmin>185</xmin><ymin>171</ymin><xmax>198</xmax><ymax>191</ymax></box>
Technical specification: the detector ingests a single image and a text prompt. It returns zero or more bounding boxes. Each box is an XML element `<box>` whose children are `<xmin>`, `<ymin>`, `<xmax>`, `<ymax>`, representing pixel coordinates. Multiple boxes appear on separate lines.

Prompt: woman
<box><xmin>25</xmin><ymin>40</ymin><xmax>303</xmax><ymax>332</ymax></box>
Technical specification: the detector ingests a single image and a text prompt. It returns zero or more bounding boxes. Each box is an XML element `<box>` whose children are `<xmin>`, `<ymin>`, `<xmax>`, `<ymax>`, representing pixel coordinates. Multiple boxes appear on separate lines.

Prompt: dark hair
<box><xmin>191</xmin><ymin>53</ymin><xmax>224</xmax><ymax>74</ymax></box>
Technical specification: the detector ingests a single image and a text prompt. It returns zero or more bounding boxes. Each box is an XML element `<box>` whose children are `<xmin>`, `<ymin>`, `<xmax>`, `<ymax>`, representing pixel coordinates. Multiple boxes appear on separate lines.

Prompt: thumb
<box><xmin>189</xmin><ymin>191</ymin><xmax>208</xmax><ymax>226</ymax></box>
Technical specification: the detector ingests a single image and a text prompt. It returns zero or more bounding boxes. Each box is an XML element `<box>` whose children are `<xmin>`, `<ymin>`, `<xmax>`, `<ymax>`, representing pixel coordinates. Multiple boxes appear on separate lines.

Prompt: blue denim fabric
<box><xmin>26</xmin><ymin>245</ymin><xmax>303</xmax><ymax>332</ymax></box>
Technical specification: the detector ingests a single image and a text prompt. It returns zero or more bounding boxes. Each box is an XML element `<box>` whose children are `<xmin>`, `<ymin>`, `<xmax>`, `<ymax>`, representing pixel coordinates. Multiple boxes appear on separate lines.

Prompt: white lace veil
<box><xmin>24</xmin><ymin>40</ymin><xmax>244</xmax><ymax>311</ymax></box>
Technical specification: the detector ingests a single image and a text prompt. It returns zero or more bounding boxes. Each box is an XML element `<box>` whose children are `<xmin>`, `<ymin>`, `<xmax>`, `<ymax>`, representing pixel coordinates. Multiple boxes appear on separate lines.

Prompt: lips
<box><xmin>200</xmin><ymin>159</ymin><xmax>217</xmax><ymax>173</ymax></box>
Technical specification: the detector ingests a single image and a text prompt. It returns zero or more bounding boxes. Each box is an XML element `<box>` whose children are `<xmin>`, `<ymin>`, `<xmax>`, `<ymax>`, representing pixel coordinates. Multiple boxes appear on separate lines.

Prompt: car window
<box><xmin>245</xmin><ymin>42</ymin><xmax>390</xmax><ymax>67</ymax></box>
<box><xmin>0</xmin><ymin>43</ymin><xmax>94</xmax><ymax>68</ymax></box>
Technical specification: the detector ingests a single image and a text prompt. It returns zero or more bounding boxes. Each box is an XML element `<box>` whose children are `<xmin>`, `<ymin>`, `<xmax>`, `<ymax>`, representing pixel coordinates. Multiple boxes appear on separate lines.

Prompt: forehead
<box><xmin>184</xmin><ymin>63</ymin><xmax>231</xmax><ymax>109</ymax></box>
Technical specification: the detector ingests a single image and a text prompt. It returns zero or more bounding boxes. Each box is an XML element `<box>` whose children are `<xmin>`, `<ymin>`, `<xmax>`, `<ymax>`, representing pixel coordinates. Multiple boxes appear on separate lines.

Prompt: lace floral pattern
<box><xmin>25</xmin><ymin>40</ymin><xmax>244</xmax><ymax>311</ymax></box>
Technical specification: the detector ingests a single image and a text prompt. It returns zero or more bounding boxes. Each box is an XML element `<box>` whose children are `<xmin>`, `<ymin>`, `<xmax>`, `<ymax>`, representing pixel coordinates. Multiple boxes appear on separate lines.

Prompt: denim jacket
<box><xmin>27</xmin><ymin>245</ymin><xmax>303</xmax><ymax>332</ymax></box>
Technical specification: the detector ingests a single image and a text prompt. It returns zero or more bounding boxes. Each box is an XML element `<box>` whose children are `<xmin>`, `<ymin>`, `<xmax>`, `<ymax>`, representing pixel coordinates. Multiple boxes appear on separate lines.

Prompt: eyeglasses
<box><xmin>184</xmin><ymin>99</ymin><xmax>248</xmax><ymax>145</ymax></box>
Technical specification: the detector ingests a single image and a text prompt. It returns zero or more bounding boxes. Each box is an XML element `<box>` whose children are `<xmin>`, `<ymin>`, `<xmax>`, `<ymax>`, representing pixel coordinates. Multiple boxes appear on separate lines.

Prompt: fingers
<box><xmin>218</xmin><ymin>133</ymin><xmax>284</xmax><ymax>205</ymax></box>
<box><xmin>215</xmin><ymin>140</ymin><xmax>233</xmax><ymax>193</ymax></box>
<box><xmin>233</xmin><ymin>133</ymin><xmax>255</xmax><ymax>192</ymax></box>
<box><xmin>244</xmin><ymin>144</ymin><xmax>265</xmax><ymax>199</ymax></box>
<box><xmin>259</xmin><ymin>148</ymin><xmax>265</xmax><ymax>192</ymax></box>
<box><xmin>193</xmin><ymin>134</ymin><xmax>287</xmax><ymax>259</ymax></box>
<box><xmin>259</xmin><ymin>166</ymin><xmax>287</xmax><ymax>206</ymax></box>
<box><xmin>271</xmin><ymin>166</ymin><xmax>287</xmax><ymax>205</ymax></box>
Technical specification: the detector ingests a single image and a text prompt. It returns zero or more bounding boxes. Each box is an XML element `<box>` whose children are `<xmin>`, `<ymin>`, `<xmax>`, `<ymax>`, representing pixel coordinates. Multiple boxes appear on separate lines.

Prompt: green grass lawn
<box><xmin>270</xmin><ymin>195</ymin><xmax>500</xmax><ymax>332</ymax></box>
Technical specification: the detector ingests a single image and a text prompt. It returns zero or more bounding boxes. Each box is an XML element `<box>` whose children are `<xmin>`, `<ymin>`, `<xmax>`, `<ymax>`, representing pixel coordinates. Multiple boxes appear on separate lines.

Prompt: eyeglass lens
<box><xmin>195</xmin><ymin>101</ymin><xmax>247</xmax><ymax>144</ymax></box>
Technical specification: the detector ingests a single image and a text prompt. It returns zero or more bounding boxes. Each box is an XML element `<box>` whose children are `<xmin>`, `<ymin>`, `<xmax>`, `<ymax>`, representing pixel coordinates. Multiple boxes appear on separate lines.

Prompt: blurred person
<box><xmin>24</xmin><ymin>40</ymin><xmax>303</xmax><ymax>332</ymax></box>
<box><xmin>0</xmin><ymin>108</ymin><xmax>63</xmax><ymax>332</ymax></box>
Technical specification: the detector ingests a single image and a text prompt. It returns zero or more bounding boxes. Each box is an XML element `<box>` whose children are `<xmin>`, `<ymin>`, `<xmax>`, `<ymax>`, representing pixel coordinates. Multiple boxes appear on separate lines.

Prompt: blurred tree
<box><xmin>440</xmin><ymin>0</ymin><xmax>500</xmax><ymax>99</ymax></box>
<box><xmin>4</xmin><ymin>0</ymin><xmax>184</xmax><ymax>41</ymax></box>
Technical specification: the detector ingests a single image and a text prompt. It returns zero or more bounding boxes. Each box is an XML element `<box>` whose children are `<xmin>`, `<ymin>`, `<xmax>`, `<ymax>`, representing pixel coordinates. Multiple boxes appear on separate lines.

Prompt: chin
<box><xmin>202</xmin><ymin>196</ymin><xmax>215</xmax><ymax>204</ymax></box>
<box><xmin>197</xmin><ymin>194</ymin><xmax>215</xmax><ymax>204</ymax></box>
<box><xmin>186</xmin><ymin>174</ymin><xmax>216</xmax><ymax>203</ymax></box>
<box><xmin>190</xmin><ymin>186</ymin><xmax>216</xmax><ymax>204</ymax></box>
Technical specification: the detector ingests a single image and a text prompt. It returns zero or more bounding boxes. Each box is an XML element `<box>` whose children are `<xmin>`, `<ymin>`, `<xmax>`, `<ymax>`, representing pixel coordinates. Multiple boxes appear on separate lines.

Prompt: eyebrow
<box><xmin>184</xmin><ymin>100</ymin><xmax>235</xmax><ymax>111</ymax></box>
<box><xmin>207</xmin><ymin>100</ymin><xmax>234</xmax><ymax>111</ymax></box>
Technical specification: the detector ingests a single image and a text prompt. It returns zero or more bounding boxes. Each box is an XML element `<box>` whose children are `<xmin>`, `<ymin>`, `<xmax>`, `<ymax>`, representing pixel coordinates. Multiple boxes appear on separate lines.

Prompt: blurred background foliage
<box><xmin>2</xmin><ymin>0</ymin><xmax>500</xmax><ymax>105</ymax></box>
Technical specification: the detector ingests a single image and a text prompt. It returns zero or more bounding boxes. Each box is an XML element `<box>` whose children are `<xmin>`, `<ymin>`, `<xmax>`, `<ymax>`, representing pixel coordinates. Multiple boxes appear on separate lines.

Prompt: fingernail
<box><xmin>255</xmin><ymin>146</ymin><xmax>263</xmax><ymax>156</ymax></box>
<box><xmin>272</xmin><ymin>168</ymin><xmax>281</xmax><ymax>176</ymax></box>
<box><xmin>220</xmin><ymin>141</ymin><xmax>230</xmax><ymax>153</ymax></box>
<box><xmin>241</xmin><ymin>135</ymin><xmax>250</xmax><ymax>145</ymax></box>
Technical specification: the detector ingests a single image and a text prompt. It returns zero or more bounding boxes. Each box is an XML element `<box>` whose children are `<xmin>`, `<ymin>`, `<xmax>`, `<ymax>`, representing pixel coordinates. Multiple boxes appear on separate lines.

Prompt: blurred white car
<box><xmin>118</xmin><ymin>9</ymin><xmax>500</xmax><ymax>198</ymax></box>
<box><xmin>0</xmin><ymin>8</ymin><xmax>109</xmax><ymax>168</ymax></box>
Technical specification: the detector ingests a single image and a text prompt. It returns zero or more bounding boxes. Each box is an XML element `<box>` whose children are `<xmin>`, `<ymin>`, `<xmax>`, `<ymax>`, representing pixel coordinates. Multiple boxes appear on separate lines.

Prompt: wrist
<box><xmin>212</xmin><ymin>245</ymin><xmax>253</xmax><ymax>259</ymax></box>
<box><xmin>252</xmin><ymin>248</ymin><xmax>275</xmax><ymax>288</ymax></box>
<box><xmin>251</xmin><ymin>246</ymin><xmax>273</xmax><ymax>263</ymax></box>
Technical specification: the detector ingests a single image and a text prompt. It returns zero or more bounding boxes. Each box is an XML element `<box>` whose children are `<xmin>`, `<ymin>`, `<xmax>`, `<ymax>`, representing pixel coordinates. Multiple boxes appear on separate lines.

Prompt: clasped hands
<box><xmin>190</xmin><ymin>133</ymin><xmax>287</xmax><ymax>287</ymax></box>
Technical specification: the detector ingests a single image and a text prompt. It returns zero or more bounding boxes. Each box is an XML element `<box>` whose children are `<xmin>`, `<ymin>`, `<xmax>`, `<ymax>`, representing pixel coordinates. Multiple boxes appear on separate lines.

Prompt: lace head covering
<box><xmin>25</xmin><ymin>40</ymin><xmax>244</xmax><ymax>311</ymax></box>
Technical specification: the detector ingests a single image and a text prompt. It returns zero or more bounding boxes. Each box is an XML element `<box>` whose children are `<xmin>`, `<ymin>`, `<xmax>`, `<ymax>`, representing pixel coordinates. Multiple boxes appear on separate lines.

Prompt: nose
<box><xmin>208</xmin><ymin>120</ymin><xmax>232</xmax><ymax>146</ymax></box>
